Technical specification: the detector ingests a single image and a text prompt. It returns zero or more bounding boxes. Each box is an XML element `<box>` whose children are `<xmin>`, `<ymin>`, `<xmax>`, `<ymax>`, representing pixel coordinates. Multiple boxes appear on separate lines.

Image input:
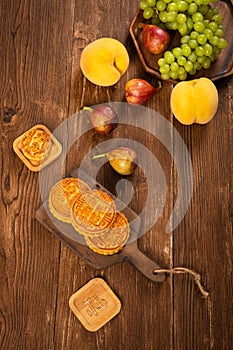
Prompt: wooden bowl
<box><xmin>129</xmin><ymin>0</ymin><xmax>233</xmax><ymax>83</ymax></box>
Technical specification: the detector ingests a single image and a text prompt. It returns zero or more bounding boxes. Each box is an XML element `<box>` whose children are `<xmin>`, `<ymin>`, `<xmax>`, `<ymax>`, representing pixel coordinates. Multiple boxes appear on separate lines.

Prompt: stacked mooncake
<box><xmin>49</xmin><ymin>178</ymin><xmax>130</xmax><ymax>255</ymax></box>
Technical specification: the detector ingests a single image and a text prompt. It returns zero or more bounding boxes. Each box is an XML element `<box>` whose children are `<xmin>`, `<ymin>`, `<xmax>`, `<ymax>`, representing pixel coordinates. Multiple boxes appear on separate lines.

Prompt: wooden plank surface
<box><xmin>0</xmin><ymin>1</ymin><xmax>232</xmax><ymax>349</ymax></box>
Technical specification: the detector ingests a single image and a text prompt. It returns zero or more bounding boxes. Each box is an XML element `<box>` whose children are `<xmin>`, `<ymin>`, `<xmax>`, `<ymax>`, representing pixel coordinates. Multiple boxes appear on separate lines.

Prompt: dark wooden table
<box><xmin>1</xmin><ymin>1</ymin><xmax>232</xmax><ymax>349</ymax></box>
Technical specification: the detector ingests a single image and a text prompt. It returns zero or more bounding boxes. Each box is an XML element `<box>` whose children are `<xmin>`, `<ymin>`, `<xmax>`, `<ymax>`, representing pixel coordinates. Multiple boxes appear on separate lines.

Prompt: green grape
<box><xmin>190</xmin><ymin>31</ymin><xmax>198</xmax><ymax>39</ymax></box>
<box><xmin>171</xmin><ymin>62</ymin><xmax>179</xmax><ymax>71</ymax></box>
<box><xmin>156</xmin><ymin>0</ymin><xmax>167</xmax><ymax>11</ymax></box>
<box><xmin>184</xmin><ymin>60</ymin><xmax>194</xmax><ymax>72</ymax></box>
<box><xmin>167</xmin><ymin>2</ymin><xmax>178</xmax><ymax>12</ymax></box>
<box><xmin>208</xmin><ymin>21</ymin><xmax>218</xmax><ymax>32</ymax></box>
<box><xmin>202</xmin><ymin>57</ymin><xmax>211</xmax><ymax>69</ymax></box>
<box><xmin>181</xmin><ymin>44</ymin><xmax>191</xmax><ymax>56</ymax></box>
<box><xmin>192</xmin><ymin>12</ymin><xmax>204</xmax><ymax>22</ymax></box>
<box><xmin>159</xmin><ymin>11</ymin><xmax>167</xmax><ymax>22</ymax></box>
<box><xmin>143</xmin><ymin>7</ymin><xmax>154</xmax><ymax>19</ymax></box>
<box><xmin>170</xmin><ymin>71</ymin><xmax>179</xmax><ymax>80</ymax></box>
<box><xmin>214</xmin><ymin>28</ymin><xmax>223</xmax><ymax>37</ymax></box>
<box><xmin>177</xmin><ymin>1</ymin><xmax>188</xmax><ymax>12</ymax></box>
<box><xmin>177</xmin><ymin>55</ymin><xmax>187</xmax><ymax>66</ymax></box>
<box><xmin>209</xmin><ymin>36</ymin><xmax>219</xmax><ymax>46</ymax></box>
<box><xmin>202</xmin><ymin>20</ymin><xmax>209</xmax><ymax>28</ymax></box>
<box><xmin>161</xmin><ymin>73</ymin><xmax>170</xmax><ymax>80</ymax></box>
<box><xmin>198</xmin><ymin>4</ymin><xmax>209</xmax><ymax>15</ymax></box>
<box><xmin>188</xmin><ymin>3</ymin><xmax>198</xmax><ymax>15</ymax></box>
<box><xmin>189</xmin><ymin>39</ymin><xmax>198</xmax><ymax>49</ymax></box>
<box><xmin>178</xmin><ymin>71</ymin><xmax>188</xmax><ymax>81</ymax></box>
<box><xmin>164</xmin><ymin>51</ymin><xmax>175</xmax><ymax>63</ymax></box>
<box><xmin>212</xmin><ymin>46</ymin><xmax>221</xmax><ymax>55</ymax></box>
<box><xmin>160</xmin><ymin>63</ymin><xmax>170</xmax><ymax>74</ymax></box>
<box><xmin>194</xmin><ymin>21</ymin><xmax>205</xmax><ymax>33</ymax></box>
<box><xmin>177</xmin><ymin>13</ymin><xmax>187</xmax><ymax>24</ymax></box>
<box><xmin>167</xmin><ymin>20</ymin><xmax>178</xmax><ymax>30</ymax></box>
<box><xmin>166</xmin><ymin>11</ymin><xmax>177</xmax><ymax>22</ymax></box>
<box><xmin>209</xmin><ymin>53</ymin><xmax>216</xmax><ymax>62</ymax></box>
<box><xmin>197</xmin><ymin>55</ymin><xmax>205</xmax><ymax>63</ymax></box>
<box><xmin>218</xmin><ymin>38</ymin><xmax>227</xmax><ymax>49</ymax></box>
<box><xmin>195</xmin><ymin>46</ymin><xmax>205</xmax><ymax>56</ymax></box>
<box><xmin>194</xmin><ymin>61</ymin><xmax>202</xmax><ymax>70</ymax></box>
<box><xmin>158</xmin><ymin>58</ymin><xmax>166</xmax><ymax>67</ymax></box>
<box><xmin>146</xmin><ymin>0</ymin><xmax>156</xmax><ymax>6</ymax></box>
<box><xmin>166</xmin><ymin>22</ymin><xmax>175</xmax><ymax>30</ymax></box>
<box><xmin>140</xmin><ymin>1</ymin><xmax>149</xmax><ymax>10</ymax></box>
<box><xmin>194</xmin><ymin>0</ymin><xmax>203</xmax><ymax>5</ymax></box>
<box><xmin>181</xmin><ymin>35</ymin><xmax>190</xmax><ymax>44</ymax></box>
<box><xmin>203</xmin><ymin>28</ymin><xmax>213</xmax><ymax>39</ymax></box>
<box><xmin>203</xmin><ymin>43</ymin><xmax>213</xmax><ymax>56</ymax></box>
<box><xmin>178</xmin><ymin>23</ymin><xmax>188</xmax><ymax>35</ymax></box>
<box><xmin>154</xmin><ymin>0</ymin><xmax>232</xmax><ymax>82</ymax></box>
<box><xmin>212</xmin><ymin>8</ymin><xmax>219</xmax><ymax>16</ymax></box>
<box><xmin>188</xmin><ymin>52</ymin><xmax>197</xmax><ymax>62</ymax></box>
<box><xmin>173</xmin><ymin>47</ymin><xmax>183</xmax><ymax>57</ymax></box>
<box><xmin>205</xmin><ymin>9</ymin><xmax>214</xmax><ymax>20</ymax></box>
<box><xmin>189</xmin><ymin>68</ymin><xmax>197</xmax><ymax>75</ymax></box>
<box><xmin>177</xmin><ymin>67</ymin><xmax>185</xmax><ymax>75</ymax></box>
<box><xmin>197</xmin><ymin>33</ymin><xmax>207</xmax><ymax>45</ymax></box>
<box><xmin>186</xmin><ymin>17</ymin><xmax>194</xmax><ymax>31</ymax></box>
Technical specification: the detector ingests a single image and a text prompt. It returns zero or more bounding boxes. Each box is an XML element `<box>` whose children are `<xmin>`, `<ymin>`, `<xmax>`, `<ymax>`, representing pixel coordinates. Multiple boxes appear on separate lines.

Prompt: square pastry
<box><xmin>13</xmin><ymin>124</ymin><xmax>62</xmax><ymax>172</ymax></box>
<box><xmin>69</xmin><ymin>278</ymin><xmax>121</xmax><ymax>332</ymax></box>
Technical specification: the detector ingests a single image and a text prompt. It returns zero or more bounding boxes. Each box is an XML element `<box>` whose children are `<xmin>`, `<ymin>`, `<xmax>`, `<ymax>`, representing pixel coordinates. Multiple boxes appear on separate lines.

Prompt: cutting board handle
<box><xmin>122</xmin><ymin>244</ymin><xmax>166</xmax><ymax>282</ymax></box>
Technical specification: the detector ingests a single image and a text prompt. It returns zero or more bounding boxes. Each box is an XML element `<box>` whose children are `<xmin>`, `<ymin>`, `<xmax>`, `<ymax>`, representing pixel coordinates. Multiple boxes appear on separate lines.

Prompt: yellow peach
<box><xmin>170</xmin><ymin>77</ymin><xmax>218</xmax><ymax>125</ymax></box>
<box><xmin>80</xmin><ymin>38</ymin><xmax>129</xmax><ymax>87</ymax></box>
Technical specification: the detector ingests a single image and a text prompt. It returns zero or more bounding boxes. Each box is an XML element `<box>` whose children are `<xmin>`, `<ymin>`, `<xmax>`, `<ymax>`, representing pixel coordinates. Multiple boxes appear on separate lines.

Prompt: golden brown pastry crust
<box><xmin>70</xmin><ymin>190</ymin><xmax>116</xmax><ymax>236</ymax></box>
<box><xmin>85</xmin><ymin>211</ymin><xmax>130</xmax><ymax>255</ymax></box>
<box><xmin>61</xmin><ymin>178</ymin><xmax>91</xmax><ymax>205</ymax></box>
<box><xmin>21</xmin><ymin>128</ymin><xmax>51</xmax><ymax>165</ymax></box>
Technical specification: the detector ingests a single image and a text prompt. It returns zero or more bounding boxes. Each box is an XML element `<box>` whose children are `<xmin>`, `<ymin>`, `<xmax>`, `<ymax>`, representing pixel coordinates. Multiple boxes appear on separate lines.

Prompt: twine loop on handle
<box><xmin>153</xmin><ymin>267</ymin><xmax>209</xmax><ymax>299</ymax></box>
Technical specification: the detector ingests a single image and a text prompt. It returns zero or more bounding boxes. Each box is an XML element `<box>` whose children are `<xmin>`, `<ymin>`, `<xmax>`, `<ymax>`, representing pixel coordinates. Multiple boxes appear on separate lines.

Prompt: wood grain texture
<box><xmin>0</xmin><ymin>0</ymin><xmax>232</xmax><ymax>349</ymax></box>
<box><xmin>173</xmin><ymin>76</ymin><xmax>233</xmax><ymax>350</ymax></box>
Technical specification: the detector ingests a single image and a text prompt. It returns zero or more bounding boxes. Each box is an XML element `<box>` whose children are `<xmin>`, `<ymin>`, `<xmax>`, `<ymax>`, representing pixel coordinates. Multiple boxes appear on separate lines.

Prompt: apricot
<box><xmin>170</xmin><ymin>77</ymin><xmax>218</xmax><ymax>125</ymax></box>
<box><xmin>80</xmin><ymin>38</ymin><xmax>129</xmax><ymax>87</ymax></box>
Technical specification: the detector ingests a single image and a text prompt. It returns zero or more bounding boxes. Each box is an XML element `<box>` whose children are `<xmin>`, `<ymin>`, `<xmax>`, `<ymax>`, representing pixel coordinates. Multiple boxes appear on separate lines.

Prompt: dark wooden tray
<box><xmin>36</xmin><ymin>168</ymin><xmax>165</xmax><ymax>282</ymax></box>
<box><xmin>129</xmin><ymin>0</ymin><xmax>233</xmax><ymax>83</ymax></box>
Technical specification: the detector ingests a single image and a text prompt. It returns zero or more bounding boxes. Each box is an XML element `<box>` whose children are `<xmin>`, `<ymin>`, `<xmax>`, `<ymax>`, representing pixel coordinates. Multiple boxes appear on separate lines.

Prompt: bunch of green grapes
<box><xmin>139</xmin><ymin>0</ymin><xmax>228</xmax><ymax>81</ymax></box>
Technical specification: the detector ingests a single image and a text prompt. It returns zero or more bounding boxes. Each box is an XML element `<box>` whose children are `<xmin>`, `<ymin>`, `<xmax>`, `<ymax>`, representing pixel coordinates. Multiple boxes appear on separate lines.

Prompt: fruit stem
<box><xmin>82</xmin><ymin>106</ymin><xmax>93</xmax><ymax>113</ymax></box>
<box><xmin>92</xmin><ymin>153</ymin><xmax>107</xmax><ymax>160</ymax></box>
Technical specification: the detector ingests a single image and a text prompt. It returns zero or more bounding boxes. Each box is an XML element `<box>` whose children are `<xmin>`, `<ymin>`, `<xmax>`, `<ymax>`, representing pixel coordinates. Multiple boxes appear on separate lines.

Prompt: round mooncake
<box><xmin>71</xmin><ymin>190</ymin><xmax>116</xmax><ymax>236</ymax></box>
<box><xmin>85</xmin><ymin>211</ymin><xmax>130</xmax><ymax>255</ymax></box>
<box><xmin>49</xmin><ymin>177</ymin><xmax>90</xmax><ymax>223</ymax></box>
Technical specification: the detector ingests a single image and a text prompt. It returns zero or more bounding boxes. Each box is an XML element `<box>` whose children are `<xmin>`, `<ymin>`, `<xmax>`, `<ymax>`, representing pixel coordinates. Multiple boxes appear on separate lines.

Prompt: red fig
<box><xmin>83</xmin><ymin>105</ymin><xmax>118</xmax><ymax>135</ymax></box>
<box><xmin>141</xmin><ymin>23</ymin><xmax>170</xmax><ymax>55</ymax></box>
<box><xmin>125</xmin><ymin>78</ymin><xmax>161</xmax><ymax>105</ymax></box>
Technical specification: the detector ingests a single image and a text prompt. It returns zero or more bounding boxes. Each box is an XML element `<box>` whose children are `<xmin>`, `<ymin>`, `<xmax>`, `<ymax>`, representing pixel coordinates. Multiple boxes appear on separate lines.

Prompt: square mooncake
<box><xmin>69</xmin><ymin>278</ymin><xmax>121</xmax><ymax>332</ymax></box>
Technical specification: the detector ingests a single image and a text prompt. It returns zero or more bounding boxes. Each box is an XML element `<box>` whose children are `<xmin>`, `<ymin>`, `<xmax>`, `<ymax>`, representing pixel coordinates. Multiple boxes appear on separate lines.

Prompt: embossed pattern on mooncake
<box><xmin>21</xmin><ymin>128</ymin><xmax>52</xmax><ymax>166</ymax></box>
<box><xmin>85</xmin><ymin>211</ymin><xmax>129</xmax><ymax>255</ymax></box>
<box><xmin>70</xmin><ymin>190</ymin><xmax>116</xmax><ymax>236</ymax></box>
<box><xmin>61</xmin><ymin>178</ymin><xmax>91</xmax><ymax>205</ymax></box>
<box><xmin>48</xmin><ymin>181</ymin><xmax>72</xmax><ymax>223</ymax></box>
